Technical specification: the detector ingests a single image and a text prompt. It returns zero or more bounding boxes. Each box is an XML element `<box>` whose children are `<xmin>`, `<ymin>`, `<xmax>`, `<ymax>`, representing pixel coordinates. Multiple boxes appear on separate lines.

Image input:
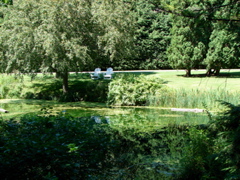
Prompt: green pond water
<box><xmin>0</xmin><ymin>99</ymin><xmax>209</xmax><ymax>131</ymax></box>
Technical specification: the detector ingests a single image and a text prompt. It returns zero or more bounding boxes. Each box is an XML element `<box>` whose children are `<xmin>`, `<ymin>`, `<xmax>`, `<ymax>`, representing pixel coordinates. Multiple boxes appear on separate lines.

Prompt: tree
<box><xmin>203</xmin><ymin>1</ymin><xmax>240</xmax><ymax>76</ymax></box>
<box><xmin>204</xmin><ymin>23</ymin><xmax>240</xmax><ymax>76</ymax></box>
<box><xmin>161</xmin><ymin>0</ymin><xmax>240</xmax><ymax>75</ymax></box>
<box><xmin>166</xmin><ymin>0</ymin><xmax>209</xmax><ymax>76</ymax></box>
<box><xmin>132</xmin><ymin>0</ymin><xmax>171</xmax><ymax>70</ymax></box>
<box><xmin>0</xmin><ymin>0</ymin><xmax>135</xmax><ymax>94</ymax></box>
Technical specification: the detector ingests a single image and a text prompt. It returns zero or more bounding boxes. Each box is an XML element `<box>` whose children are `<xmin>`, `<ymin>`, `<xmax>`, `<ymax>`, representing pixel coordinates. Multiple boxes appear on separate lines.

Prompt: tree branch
<box><xmin>155</xmin><ymin>1</ymin><xmax>240</xmax><ymax>22</ymax></box>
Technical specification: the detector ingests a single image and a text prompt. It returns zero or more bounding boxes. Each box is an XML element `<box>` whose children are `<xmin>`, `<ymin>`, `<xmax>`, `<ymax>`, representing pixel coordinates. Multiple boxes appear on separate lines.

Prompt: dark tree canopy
<box><xmin>162</xmin><ymin>0</ymin><xmax>240</xmax><ymax>76</ymax></box>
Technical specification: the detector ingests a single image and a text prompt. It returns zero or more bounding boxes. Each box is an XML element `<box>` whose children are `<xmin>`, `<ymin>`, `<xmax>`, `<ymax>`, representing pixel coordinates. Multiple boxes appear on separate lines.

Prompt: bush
<box><xmin>176</xmin><ymin>127</ymin><xmax>222</xmax><ymax>180</ymax></box>
<box><xmin>209</xmin><ymin>102</ymin><xmax>240</xmax><ymax>179</ymax></box>
<box><xmin>0</xmin><ymin>112</ymin><xmax>118</xmax><ymax>179</ymax></box>
<box><xmin>176</xmin><ymin>102</ymin><xmax>240</xmax><ymax>179</ymax></box>
<box><xmin>22</xmin><ymin>77</ymin><xmax>109</xmax><ymax>102</ymax></box>
<box><xmin>107</xmin><ymin>74</ymin><xmax>165</xmax><ymax>106</ymax></box>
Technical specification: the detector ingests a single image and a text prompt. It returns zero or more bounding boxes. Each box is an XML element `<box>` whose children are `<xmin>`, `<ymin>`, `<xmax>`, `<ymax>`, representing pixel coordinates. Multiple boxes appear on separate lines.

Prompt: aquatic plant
<box><xmin>148</xmin><ymin>88</ymin><xmax>240</xmax><ymax>110</ymax></box>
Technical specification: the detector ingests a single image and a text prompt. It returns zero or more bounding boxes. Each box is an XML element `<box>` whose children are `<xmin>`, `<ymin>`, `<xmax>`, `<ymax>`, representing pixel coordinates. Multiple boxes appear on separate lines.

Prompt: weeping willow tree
<box><xmin>0</xmin><ymin>0</ymin><xmax>135</xmax><ymax>93</ymax></box>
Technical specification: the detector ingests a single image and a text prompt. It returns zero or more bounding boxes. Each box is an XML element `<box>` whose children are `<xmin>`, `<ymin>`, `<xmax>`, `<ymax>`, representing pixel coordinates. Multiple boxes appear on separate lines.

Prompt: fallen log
<box><xmin>171</xmin><ymin>108</ymin><xmax>204</xmax><ymax>113</ymax></box>
<box><xmin>0</xmin><ymin>108</ymin><xmax>9</xmax><ymax>113</ymax></box>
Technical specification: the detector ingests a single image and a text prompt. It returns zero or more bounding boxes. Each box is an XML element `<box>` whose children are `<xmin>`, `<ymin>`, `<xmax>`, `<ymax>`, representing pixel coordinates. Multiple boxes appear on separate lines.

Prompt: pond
<box><xmin>0</xmin><ymin>99</ymin><xmax>209</xmax><ymax>131</ymax></box>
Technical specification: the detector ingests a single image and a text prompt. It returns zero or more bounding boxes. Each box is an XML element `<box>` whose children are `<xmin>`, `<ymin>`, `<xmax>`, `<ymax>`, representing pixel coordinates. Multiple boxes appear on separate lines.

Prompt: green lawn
<box><xmin>3</xmin><ymin>69</ymin><xmax>240</xmax><ymax>92</ymax></box>
<box><xmin>122</xmin><ymin>69</ymin><xmax>240</xmax><ymax>91</ymax></box>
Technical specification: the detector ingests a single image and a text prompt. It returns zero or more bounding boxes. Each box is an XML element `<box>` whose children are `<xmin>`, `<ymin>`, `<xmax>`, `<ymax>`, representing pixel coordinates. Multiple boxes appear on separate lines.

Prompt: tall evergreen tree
<box><xmin>160</xmin><ymin>0</ymin><xmax>240</xmax><ymax>75</ymax></box>
<box><xmin>110</xmin><ymin>0</ymin><xmax>171</xmax><ymax>70</ymax></box>
<box><xmin>166</xmin><ymin>0</ymin><xmax>210</xmax><ymax>76</ymax></box>
<box><xmin>204</xmin><ymin>1</ymin><xmax>240</xmax><ymax>75</ymax></box>
<box><xmin>204</xmin><ymin>23</ymin><xmax>240</xmax><ymax>75</ymax></box>
<box><xmin>133</xmin><ymin>0</ymin><xmax>171</xmax><ymax>70</ymax></box>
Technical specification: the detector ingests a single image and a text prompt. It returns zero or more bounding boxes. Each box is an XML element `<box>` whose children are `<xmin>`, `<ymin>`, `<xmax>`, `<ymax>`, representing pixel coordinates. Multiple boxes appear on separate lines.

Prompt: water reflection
<box><xmin>0</xmin><ymin>100</ymin><xmax>209</xmax><ymax>130</ymax></box>
<box><xmin>87</xmin><ymin>108</ymin><xmax>209</xmax><ymax>131</ymax></box>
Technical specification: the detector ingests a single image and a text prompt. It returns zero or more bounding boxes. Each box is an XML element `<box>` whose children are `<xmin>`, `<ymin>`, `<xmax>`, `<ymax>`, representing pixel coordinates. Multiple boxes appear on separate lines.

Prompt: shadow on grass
<box><xmin>218</xmin><ymin>71</ymin><xmax>240</xmax><ymax>78</ymax></box>
<box><xmin>177</xmin><ymin>71</ymin><xmax>240</xmax><ymax>78</ymax></box>
<box><xmin>26</xmin><ymin>78</ymin><xmax>110</xmax><ymax>102</ymax></box>
<box><xmin>114</xmin><ymin>72</ymin><xmax>159</xmax><ymax>76</ymax></box>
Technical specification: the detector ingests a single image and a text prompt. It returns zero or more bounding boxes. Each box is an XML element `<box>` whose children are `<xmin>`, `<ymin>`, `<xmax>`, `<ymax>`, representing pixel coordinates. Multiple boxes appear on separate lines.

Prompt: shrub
<box><xmin>176</xmin><ymin>102</ymin><xmax>240</xmax><ymax>179</ymax></box>
<box><xmin>209</xmin><ymin>102</ymin><xmax>240</xmax><ymax>179</ymax></box>
<box><xmin>0</xmin><ymin>113</ymin><xmax>118</xmax><ymax>179</ymax></box>
<box><xmin>107</xmin><ymin>74</ymin><xmax>165</xmax><ymax>106</ymax></box>
<box><xmin>21</xmin><ymin>77</ymin><xmax>109</xmax><ymax>102</ymax></box>
<box><xmin>176</xmin><ymin>127</ymin><xmax>221</xmax><ymax>180</ymax></box>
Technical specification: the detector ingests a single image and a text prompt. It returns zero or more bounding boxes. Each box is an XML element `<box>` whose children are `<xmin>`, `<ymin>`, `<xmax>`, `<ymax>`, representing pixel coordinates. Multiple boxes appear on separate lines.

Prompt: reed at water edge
<box><xmin>147</xmin><ymin>87</ymin><xmax>240</xmax><ymax>110</ymax></box>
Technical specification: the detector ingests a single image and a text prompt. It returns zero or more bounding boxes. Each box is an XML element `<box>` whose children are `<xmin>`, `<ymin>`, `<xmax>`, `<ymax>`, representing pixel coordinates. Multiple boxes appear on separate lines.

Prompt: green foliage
<box><xmin>176</xmin><ymin>102</ymin><xmax>240</xmax><ymax>179</ymax></box>
<box><xmin>107</xmin><ymin>74</ymin><xmax>165</xmax><ymax>106</ymax></box>
<box><xmin>5</xmin><ymin>88</ymin><xmax>240</xmax><ymax>179</ymax></box>
<box><xmin>0</xmin><ymin>0</ymin><xmax>12</xmax><ymax>6</ymax></box>
<box><xmin>25</xmin><ymin>78</ymin><xmax>109</xmax><ymax>102</ymax></box>
<box><xmin>0</xmin><ymin>74</ymin><xmax>110</xmax><ymax>102</ymax></box>
<box><xmin>131</xmin><ymin>0</ymin><xmax>171</xmax><ymax>70</ymax></box>
<box><xmin>209</xmin><ymin>102</ymin><xmax>240</xmax><ymax>179</ymax></box>
<box><xmin>176</xmin><ymin>127</ymin><xmax>222</xmax><ymax>179</ymax></box>
<box><xmin>0</xmin><ymin>0</ymin><xmax>135</xmax><ymax>92</ymax></box>
<box><xmin>0</xmin><ymin>75</ymin><xmax>24</xmax><ymax>99</ymax></box>
<box><xmin>0</xmin><ymin>109</ymin><xmax>190</xmax><ymax>179</ymax></box>
<box><xmin>204</xmin><ymin>24</ymin><xmax>240</xmax><ymax>75</ymax></box>
<box><xmin>66</xmin><ymin>79</ymin><xmax>109</xmax><ymax>102</ymax></box>
<box><xmin>164</xmin><ymin>0</ymin><xmax>240</xmax><ymax>74</ymax></box>
<box><xmin>148</xmin><ymin>88</ymin><xmax>240</xmax><ymax>110</ymax></box>
<box><xmin>166</xmin><ymin>0</ymin><xmax>210</xmax><ymax>76</ymax></box>
<box><xmin>0</xmin><ymin>113</ymin><xmax>119</xmax><ymax>179</ymax></box>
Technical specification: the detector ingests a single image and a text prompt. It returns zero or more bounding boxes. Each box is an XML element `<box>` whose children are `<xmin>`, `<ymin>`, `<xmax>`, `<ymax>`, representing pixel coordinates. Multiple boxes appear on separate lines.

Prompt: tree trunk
<box><xmin>62</xmin><ymin>71</ymin><xmax>69</xmax><ymax>94</ymax></box>
<box><xmin>206</xmin><ymin>69</ymin><xmax>213</xmax><ymax>76</ymax></box>
<box><xmin>185</xmin><ymin>69</ymin><xmax>191</xmax><ymax>77</ymax></box>
<box><xmin>214</xmin><ymin>68</ymin><xmax>220</xmax><ymax>76</ymax></box>
<box><xmin>55</xmin><ymin>71</ymin><xmax>61</xmax><ymax>79</ymax></box>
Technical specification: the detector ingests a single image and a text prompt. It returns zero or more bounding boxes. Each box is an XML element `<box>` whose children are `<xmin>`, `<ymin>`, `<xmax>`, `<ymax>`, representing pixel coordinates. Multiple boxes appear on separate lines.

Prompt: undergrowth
<box><xmin>0</xmin><ymin>99</ymin><xmax>240</xmax><ymax>179</ymax></box>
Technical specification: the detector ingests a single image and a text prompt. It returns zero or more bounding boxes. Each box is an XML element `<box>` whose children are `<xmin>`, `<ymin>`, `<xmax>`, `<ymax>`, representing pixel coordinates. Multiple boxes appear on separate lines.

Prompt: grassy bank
<box><xmin>148</xmin><ymin>69</ymin><xmax>240</xmax><ymax>109</ymax></box>
<box><xmin>0</xmin><ymin>69</ymin><xmax>240</xmax><ymax>110</ymax></box>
